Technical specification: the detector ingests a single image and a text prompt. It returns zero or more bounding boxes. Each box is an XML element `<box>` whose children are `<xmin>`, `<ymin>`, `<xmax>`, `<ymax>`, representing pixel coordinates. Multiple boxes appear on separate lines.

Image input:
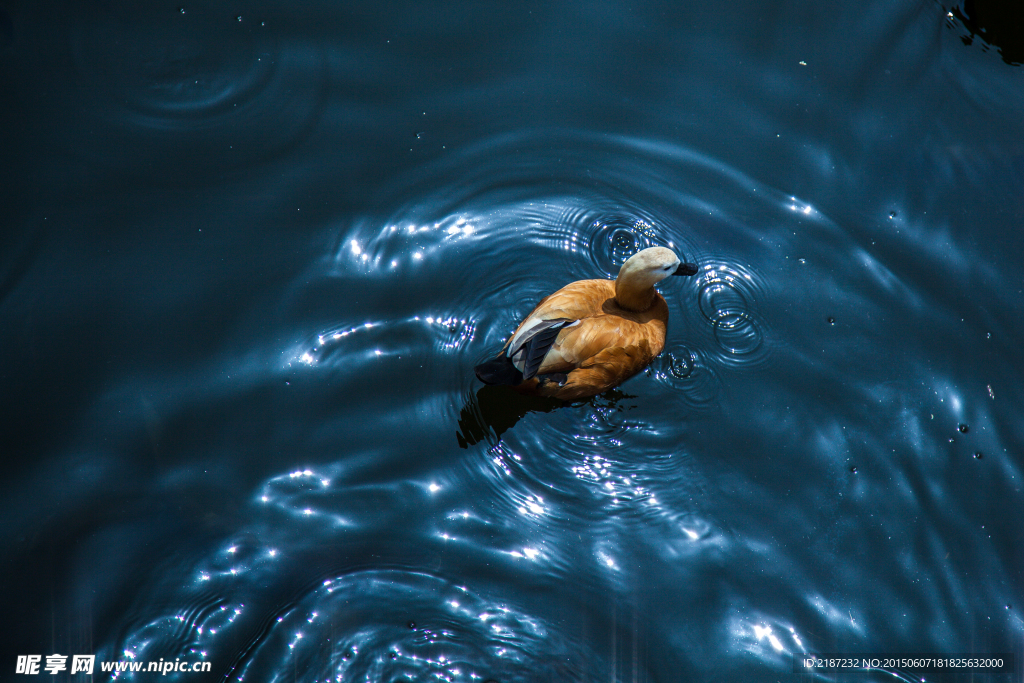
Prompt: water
<box><xmin>2</xmin><ymin>1</ymin><xmax>1023</xmax><ymax>681</ymax></box>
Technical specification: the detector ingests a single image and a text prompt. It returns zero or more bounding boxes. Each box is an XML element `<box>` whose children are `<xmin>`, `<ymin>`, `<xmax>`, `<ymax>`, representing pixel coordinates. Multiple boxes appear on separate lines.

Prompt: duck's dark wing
<box><xmin>508</xmin><ymin>318</ymin><xmax>576</xmax><ymax>380</ymax></box>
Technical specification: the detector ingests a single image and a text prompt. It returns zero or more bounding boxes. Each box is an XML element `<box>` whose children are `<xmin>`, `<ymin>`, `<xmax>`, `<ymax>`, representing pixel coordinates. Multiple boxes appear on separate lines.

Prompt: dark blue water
<box><xmin>2</xmin><ymin>1</ymin><xmax>1023</xmax><ymax>681</ymax></box>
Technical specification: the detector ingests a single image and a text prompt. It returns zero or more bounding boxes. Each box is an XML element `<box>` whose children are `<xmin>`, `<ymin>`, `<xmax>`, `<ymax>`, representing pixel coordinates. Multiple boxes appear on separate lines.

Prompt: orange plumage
<box><xmin>475</xmin><ymin>247</ymin><xmax>697</xmax><ymax>400</ymax></box>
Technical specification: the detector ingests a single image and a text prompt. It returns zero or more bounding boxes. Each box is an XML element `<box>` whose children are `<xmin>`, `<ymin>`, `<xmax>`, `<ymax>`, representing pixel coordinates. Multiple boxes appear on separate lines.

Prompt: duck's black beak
<box><xmin>672</xmin><ymin>262</ymin><xmax>699</xmax><ymax>276</ymax></box>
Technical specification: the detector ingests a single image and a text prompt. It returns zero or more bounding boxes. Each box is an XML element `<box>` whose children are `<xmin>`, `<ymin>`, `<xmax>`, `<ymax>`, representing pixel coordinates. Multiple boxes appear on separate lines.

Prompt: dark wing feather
<box><xmin>509</xmin><ymin>318</ymin><xmax>575</xmax><ymax>380</ymax></box>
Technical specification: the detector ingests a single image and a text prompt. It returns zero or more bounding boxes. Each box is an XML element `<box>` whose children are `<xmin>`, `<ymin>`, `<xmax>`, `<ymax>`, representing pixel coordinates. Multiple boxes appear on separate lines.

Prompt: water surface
<box><xmin>2</xmin><ymin>1</ymin><xmax>1022</xmax><ymax>681</ymax></box>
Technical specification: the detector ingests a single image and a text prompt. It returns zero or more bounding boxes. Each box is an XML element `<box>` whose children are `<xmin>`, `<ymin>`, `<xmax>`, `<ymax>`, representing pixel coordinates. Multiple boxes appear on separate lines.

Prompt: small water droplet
<box><xmin>343</xmin><ymin>649</ymin><xmax>353</xmax><ymax>659</ymax></box>
<box><xmin>415</xmin><ymin>131</ymin><xmax>424</xmax><ymax>139</ymax></box>
<box><xmin>407</xmin><ymin>621</ymin><xmax>416</xmax><ymax>629</ymax></box>
<box><xmin>179</xmin><ymin>7</ymin><xmax>186</xmax><ymax>13</ymax></box>
<box><xmin>958</xmin><ymin>424</ymin><xmax>969</xmax><ymax>433</ymax></box>
<box><xmin>237</xmin><ymin>15</ymin><xmax>243</xmax><ymax>21</ymax></box>
<box><xmin>889</xmin><ymin>211</ymin><xmax>897</xmax><ymax>219</ymax></box>
<box><xmin>973</xmin><ymin>451</ymin><xmax>983</xmax><ymax>459</ymax></box>
<box><xmin>850</xmin><ymin>466</ymin><xmax>858</xmax><ymax>474</ymax></box>
<box><xmin>827</xmin><ymin>316</ymin><xmax>835</xmax><ymax>324</ymax></box>
<box><xmin>389</xmin><ymin>651</ymin><xmax>398</xmax><ymax>659</ymax></box>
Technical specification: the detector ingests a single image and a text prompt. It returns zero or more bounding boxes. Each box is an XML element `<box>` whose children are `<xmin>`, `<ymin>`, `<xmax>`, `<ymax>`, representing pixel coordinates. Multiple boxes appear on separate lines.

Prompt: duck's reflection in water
<box><xmin>456</xmin><ymin>386</ymin><xmax>562</xmax><ymax>447</ymax></box>
<box><xmin>456</xmin><ymin>385</ymin><xmax>641</xmax><ymax>447</ymax></box>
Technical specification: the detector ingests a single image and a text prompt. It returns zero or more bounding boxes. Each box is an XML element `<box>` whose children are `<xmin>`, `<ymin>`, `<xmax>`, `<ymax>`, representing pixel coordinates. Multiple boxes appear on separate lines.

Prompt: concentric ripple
<box><xmin>231</xmin><ymin>570</ymin><xmax>590</xmax><ymax>683</ymax></box>
<box><xmin>646</xmin><ymin>347</ymin><xmax>724</xmax><ymax>410</ymax></box>
<box><xmin>316</xmin><ymin>131</ymin><xmax>799</xmax><ymax>537</ymax></box>
<box><xmin>67</xmin><ymin>4</ymin><xmax>325</xmax><ymax>167</ymax></box>
<box><xmin>553</xmin><ymin>204</ymin><xmax>670</xmax><ymax>278</ymax></box>
<box><xmin>693</xmin><ymin>262</ymin><xmax>771</xmax><ymax>368</ymax></box>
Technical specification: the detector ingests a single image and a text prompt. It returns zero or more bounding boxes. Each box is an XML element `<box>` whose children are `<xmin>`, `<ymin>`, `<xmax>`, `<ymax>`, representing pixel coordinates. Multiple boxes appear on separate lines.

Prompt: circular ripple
<box><xmin>548</xmin><ymin>202</ymin><xmax>679</xmax><ymax>279</ymax></box>
<box><xmin>585</xmin><ymin>213</ymin><xmax>662</xmax><ymax>277</ymax></box>
<box><xmin>233</xmin><ymin>570</ymin><xmax>591</xmax><ymax>683</ymax></box>
<box><xmin>647</xmin><ymin>346</ymin><xmax>723</xmax><ymax>409</ymax></box>
<box><xmin>712</xmin><ymin>312</ymin><xmax>764</xmax><ymax>356</ymax></box>
<box><xmin>661</xmin><ymin>349</ymin><xmax>696</xmax><ymax>380</ymax></box>
<box><xmin>71</xmin><ymin>12</ymin><xmax>267</xmax><ymax>124</ymax></box>
<box><xmin>698</xmin><ymin>278</ymin><xmax>748</xmax><ymax>323</ymax></box>
<box><xmin>694</xmin><ymin>263</ymin><xmax>770</xmax><ymax>367</ymax></box>
<box><xmin>465</xmin><ymin>410</ymin><xmax>710</xmax><ymax>579</ymax></box>
<box><xmin>67</xmin><ymin>5</ymin><xmax>325</xmax><ymax>167</ymax></box>
<box><xmin>314</xmin><ymin>132</ymin><xmax>776</xmax><ymax>523</ymax></box>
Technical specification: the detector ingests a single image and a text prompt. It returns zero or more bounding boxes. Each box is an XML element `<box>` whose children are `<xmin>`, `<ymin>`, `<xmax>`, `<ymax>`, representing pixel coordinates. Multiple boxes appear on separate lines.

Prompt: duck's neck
<box><xmin>614</xmin><ymin>279</ymin><xmax>657</xmax><ymax>312</ymax></box>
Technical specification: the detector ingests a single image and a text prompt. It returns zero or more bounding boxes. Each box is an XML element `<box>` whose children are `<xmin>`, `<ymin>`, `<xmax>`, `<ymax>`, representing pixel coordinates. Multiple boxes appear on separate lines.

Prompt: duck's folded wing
<box><xmin>507</xmin><ymin>318</ymin><xmax>578</xmax><ymax>380</ymax></box>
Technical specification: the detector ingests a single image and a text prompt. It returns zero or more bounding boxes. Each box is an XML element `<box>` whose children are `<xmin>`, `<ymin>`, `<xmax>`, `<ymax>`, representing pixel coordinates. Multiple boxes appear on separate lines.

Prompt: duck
<box><xmin>474</xmin><ymin>246</ymin><xmax>698</xmax><ymax>400</ymax></box>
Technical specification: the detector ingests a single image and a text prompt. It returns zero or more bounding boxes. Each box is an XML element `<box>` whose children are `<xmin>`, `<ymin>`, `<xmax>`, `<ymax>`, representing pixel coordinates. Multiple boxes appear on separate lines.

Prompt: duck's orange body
<box><xmin>475</xmin><ymin>247</ymin><xmax>697</xmax><ymax>401</ymax></box>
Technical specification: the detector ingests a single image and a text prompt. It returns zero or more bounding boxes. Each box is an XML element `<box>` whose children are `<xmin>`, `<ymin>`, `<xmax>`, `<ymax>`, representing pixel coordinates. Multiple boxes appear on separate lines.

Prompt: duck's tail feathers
<box><xmin>507</xmin><ymin>318</ymin><xmax>577</xmax><ymax>380</ymax></box>
<box><xmin>474</xmin><ymin>355</ymin><xmax>524</xmax><ymax>386</ymax></box>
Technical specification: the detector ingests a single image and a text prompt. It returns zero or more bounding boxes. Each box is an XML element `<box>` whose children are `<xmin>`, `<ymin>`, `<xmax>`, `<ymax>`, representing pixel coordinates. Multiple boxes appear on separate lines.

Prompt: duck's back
<box><xmin>507</xmin><ymin>278</ymin><xmax>669</xmax><ymax>388</ymax></box>
<box><xmin>520</xmin><ymin>278</ymin><xmax>616</xmax><ymax>323</ymax></box>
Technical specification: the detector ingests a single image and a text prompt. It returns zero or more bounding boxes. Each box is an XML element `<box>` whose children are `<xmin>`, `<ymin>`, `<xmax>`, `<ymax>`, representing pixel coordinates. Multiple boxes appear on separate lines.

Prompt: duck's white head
<box><xmin>615</xmin><ymin>246</ymin><xmax>698</xmax><ymax>311</ymax></box>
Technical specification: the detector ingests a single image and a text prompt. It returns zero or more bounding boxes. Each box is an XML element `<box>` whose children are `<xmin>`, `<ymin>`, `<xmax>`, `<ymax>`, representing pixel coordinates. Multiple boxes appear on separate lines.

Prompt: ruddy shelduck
<box><xmin>474</xmin><ymin>246</ymin><xmax>698</xmax><ymax>400</ymax></box>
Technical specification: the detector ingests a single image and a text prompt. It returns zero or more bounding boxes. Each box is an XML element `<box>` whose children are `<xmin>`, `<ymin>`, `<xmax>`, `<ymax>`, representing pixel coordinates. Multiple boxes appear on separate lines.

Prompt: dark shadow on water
<box><xmin>456</xmin><ymin>385</ymin><xmax>639</xmax><ymax>448</ymax></box>
<box><xmin>953</xmin><ymin>0</ymin><xmax>1024</xmax><ymax>66</ymax></box>
<box><xmin>456</xmin><ymin>386</ymin><xmax>562</xmax><ymax>448</ymax></box>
